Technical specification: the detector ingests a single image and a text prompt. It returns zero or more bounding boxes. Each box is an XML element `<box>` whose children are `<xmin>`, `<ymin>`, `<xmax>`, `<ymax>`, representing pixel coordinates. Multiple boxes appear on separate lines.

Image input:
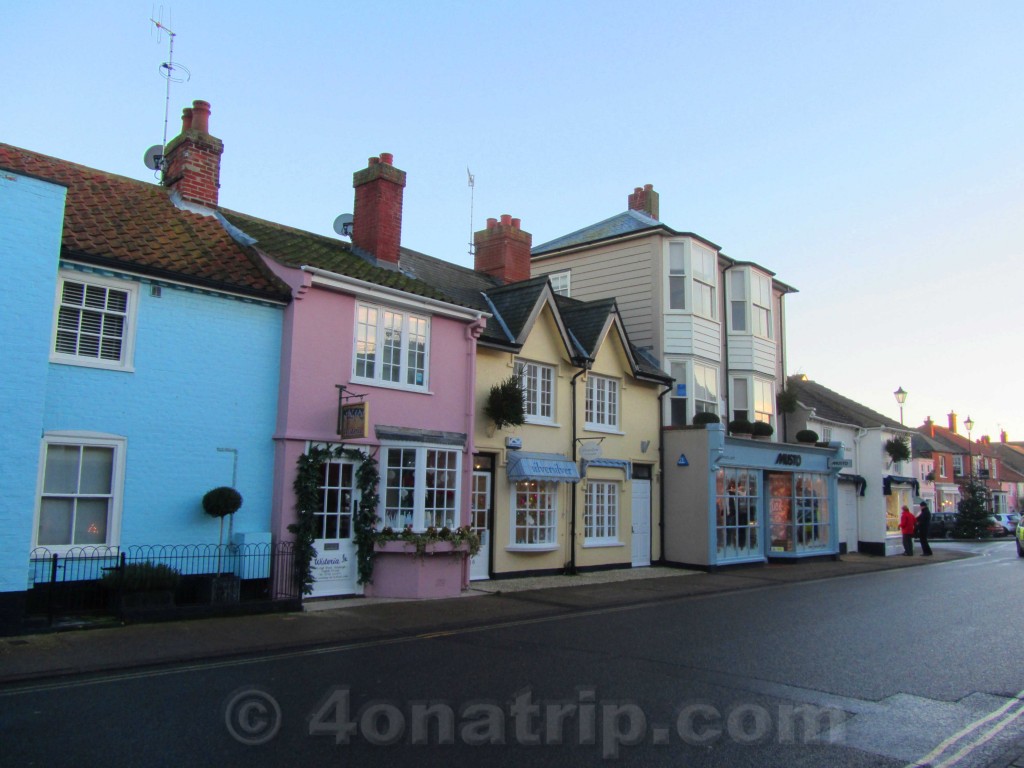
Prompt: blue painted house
<box><xmin>0</xmin><ymin>107</ymin><xmax>290</xmax><ymax>629</ymax></box>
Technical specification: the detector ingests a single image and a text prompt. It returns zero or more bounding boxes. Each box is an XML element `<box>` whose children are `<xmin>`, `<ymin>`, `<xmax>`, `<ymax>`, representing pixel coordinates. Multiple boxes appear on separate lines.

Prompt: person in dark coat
<box><xmin>917</xmin><ymin>500</ymin><xmax>933</xmax><ymax>556</ymax></box>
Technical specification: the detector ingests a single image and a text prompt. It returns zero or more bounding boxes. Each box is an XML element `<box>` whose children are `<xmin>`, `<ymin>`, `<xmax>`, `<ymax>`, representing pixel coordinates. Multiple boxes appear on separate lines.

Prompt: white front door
<box><xmin>839</xmin><ymin>483</ymin><xmax>858</xmax><ymax>553</ymax></box>
<box><xmin>470</xmin><ymin>470</ymin><xmax>491</xmax><ymax>580</ymax></box>
<box><xmin>631</xmin><ymin>479</ymin><xmax>651</xmax><ymax>567</ymax></box>
<box><xmin>309</xmin><ymin>459</ymin><xmax>359</xmax><ymax>597</ymax></box>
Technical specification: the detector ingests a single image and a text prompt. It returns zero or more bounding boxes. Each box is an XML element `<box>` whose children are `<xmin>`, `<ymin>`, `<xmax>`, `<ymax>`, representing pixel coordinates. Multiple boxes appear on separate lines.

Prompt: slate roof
<box><xmin>532</xmin><ymin>210</ymin><xmax>665</xmax><ymax>255</ymax></box>
<box><xmin>911</xmin><ymin>431</ymin><xmax>950</xmax><ymax>457</ymax></box>
<box><xmin>787</xmin><ymin>376</ymin><xmax>905</xmax><ymax>431</ymax></box>
<box><xmin>0</xmin><ymin>144</ymin><xmax>290</xmax><ymax>302</ymax></box>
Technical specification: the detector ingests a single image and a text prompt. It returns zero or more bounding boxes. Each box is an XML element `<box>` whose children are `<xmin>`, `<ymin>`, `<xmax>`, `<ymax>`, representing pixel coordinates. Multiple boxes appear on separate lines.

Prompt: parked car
<box><xmin>928</xmin><ymin>513</ymin><xmax>957</xmax><ymax>539</ymax></box>
<box><xmin>993</xmin><ymin>513</ymin><xmax>1019</xmax><ymax>536</ymax></box>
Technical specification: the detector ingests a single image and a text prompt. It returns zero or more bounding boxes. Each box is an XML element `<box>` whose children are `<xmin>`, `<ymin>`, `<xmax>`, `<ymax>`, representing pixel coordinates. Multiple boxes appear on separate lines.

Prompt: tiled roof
<box><xmin>219</xmin><ymin>211</ymin><xmax>463</xmax><ymax>307</ymax></box>
<box><xmin>787</xmin><ymin>376</ymin><xmax>905</xmax><ymax>430</ymax></box>
<box><xmin>531</xmin><ymin>210</ymin><xmax>664</xmax><ymax>255</ymax></box>
<box><xmin>483</xmin><ymin>277</ymin><xmax>550</xmax><ymax>345</ymax></box>
<box><xmin>0</xmin><ymin>143</ymin><xmax>290</xmax><ymax>302</ymax></box>
<box><xmin>555</xmin><ymin>294</ymin><xmax>615</xmax><ymax>358</ymax></box>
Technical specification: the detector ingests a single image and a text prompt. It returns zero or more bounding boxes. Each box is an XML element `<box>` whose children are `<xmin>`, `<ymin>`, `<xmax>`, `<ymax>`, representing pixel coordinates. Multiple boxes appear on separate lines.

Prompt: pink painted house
<box><xmin>221</xmin><ymin>154</ymin><xmax>487</xmax><ymax>598</ymax></box>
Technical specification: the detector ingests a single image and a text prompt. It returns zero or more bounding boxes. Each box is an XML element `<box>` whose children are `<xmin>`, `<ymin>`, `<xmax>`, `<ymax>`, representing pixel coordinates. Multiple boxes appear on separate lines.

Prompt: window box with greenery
<box><xmin>363</xmin><ymin>525</ymin><xmax>481</xmax><ymax>599</ymax></box>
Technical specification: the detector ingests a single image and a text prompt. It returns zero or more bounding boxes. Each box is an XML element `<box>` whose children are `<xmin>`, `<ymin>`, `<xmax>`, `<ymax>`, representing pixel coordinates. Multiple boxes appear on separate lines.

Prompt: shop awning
<box><xmin>506</xmin><ymin>452</ymin><xmax>581</xmax><ymax>483</ymax></box>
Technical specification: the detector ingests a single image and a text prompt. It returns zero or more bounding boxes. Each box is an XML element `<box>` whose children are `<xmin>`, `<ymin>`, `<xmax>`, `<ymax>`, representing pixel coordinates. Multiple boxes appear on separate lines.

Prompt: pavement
<box><xmin>6</xmin><ymin>543</ymin><xmax>1024</xmax><ymax>766</ymax></box>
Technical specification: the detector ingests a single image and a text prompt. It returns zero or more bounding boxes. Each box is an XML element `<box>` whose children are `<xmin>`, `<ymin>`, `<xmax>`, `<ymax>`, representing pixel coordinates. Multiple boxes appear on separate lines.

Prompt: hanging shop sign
<box><xmin>338</xmin><ymin>401</ymin><xmax>369</xmax><ymax>439</ymax></box>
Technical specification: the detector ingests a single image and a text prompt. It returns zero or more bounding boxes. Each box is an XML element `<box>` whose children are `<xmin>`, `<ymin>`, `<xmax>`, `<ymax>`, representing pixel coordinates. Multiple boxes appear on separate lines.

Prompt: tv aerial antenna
<box><xmin>144</xmin><ymin>11</ymin><xmax>191</xmax><ymax>177</ymax></box>
<box><xmin>467</xmin><ymin>167</ymin><xmax>476</xmax><ymax>258</ymax></box>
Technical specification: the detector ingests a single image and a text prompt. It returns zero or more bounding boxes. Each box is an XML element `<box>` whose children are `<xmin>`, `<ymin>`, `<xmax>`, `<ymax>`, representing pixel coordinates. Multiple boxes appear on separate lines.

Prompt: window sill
<box><xmin>523</xmin><ymin>418</ymin><xmax>561</xmax><ymax>428</ymax></box>
<box><xmin>350</xmin><ymin>376</ymin><xmax>430</xmax><ymax>395</ymax></box>
<box><xmin>50</xmin><ymin>355</ymin><xmax>134</xmax><ymax>373</ymax></box>
<box><xmin>505</xmin><ymin>545</ymin><xmax>560</xmax><ymax>553</ymax></box>
<box><xmin>584</xmin><ymin>425</ymin><xmax>624</xmax><ymax>435</ymax></box>
<box><xmin>582</xmin><ymin>540</ymin><xmax>624</xmax><ymax>549</ymax></box>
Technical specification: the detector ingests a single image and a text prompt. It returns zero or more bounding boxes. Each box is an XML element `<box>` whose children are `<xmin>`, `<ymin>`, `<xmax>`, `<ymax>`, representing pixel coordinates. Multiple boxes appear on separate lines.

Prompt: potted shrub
<box><xmin>795</xmin><ymin>429</ymin><xmax>819</xmax><ymax>444</ymax></box>
<box><xmin>752</xmin><ymin>421</ymin><xmax>774</xmax><ymax>439</ymax></box>
<box><xmin>103</xmin><ymin>561</ymin><xmax>181</xmax><ymax>612</ymax></box>
<box><xmin>692</xmin><ymin>412</ymin><xmax>721</xmax><ymax>428</ymax></box>
<box><xmin>202</xmin><ymin>486</ymin><xmax>243</xmax><ymax>603</ymax></box>
<box><xmin>728</xmin><ymin>419</ymin><xmax>754</xmax><ymax>437</ymax></box>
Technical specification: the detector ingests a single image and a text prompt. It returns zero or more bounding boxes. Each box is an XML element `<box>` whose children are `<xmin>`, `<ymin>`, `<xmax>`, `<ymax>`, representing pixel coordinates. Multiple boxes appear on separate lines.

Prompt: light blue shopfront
<box><xmin>707</xmin><ymin>436</ymin><xmax>842</xmax><ymax>566</ymax></box>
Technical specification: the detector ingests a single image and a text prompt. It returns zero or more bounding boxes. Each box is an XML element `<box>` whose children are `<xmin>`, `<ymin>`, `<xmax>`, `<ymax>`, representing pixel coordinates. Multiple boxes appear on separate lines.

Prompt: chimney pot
<box><xmin>474</xmin><ymin>213</ymin><xmax>532</xmax><ymax>284</ymax></box>
<box><xmin>190</xmin><ymin>100</ymin><xmax>211</xmax><ymax>134</ymax></box>
<box><xmin>380</xmin><ymin>153</ymin><xmax>393</xmax><ymax>165</ymax></box>
<box><xmin>163</xmin><ymin>100</ymin><xmax>223</xmax><ymax>207</ymax></box>
<box><xmin>948</xmin><ymin>411</ymin><xmax>958</xmax><ymax>434</ymax></box>
<box><xmin>368</xmin><ymin>157</ymin><xmax>379</xmax><ymax>165</ymax></box>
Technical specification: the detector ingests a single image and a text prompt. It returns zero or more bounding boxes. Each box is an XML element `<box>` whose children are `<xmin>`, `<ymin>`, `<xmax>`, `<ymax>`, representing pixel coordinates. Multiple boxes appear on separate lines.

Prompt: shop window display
<box><xmin>715</xmin><ymin>468</ymin><xmax>760</xmax><ymax>561</ymax></box>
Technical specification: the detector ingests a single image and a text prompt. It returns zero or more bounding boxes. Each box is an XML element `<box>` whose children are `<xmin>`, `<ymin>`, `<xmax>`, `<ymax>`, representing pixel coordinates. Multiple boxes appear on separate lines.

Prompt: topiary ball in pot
<box><xmin>728</xmin><ymin>419</ymin><xmax>754</xmax><ymax>435</ymax></box>
<box><xmin>752</xmin><ymin>421</ymin><xmax>774</xmax><ymax>437</ymax></box>
<box><xmin>795</xmin><ymin>429</ymin><xmax>819</xmax><ymax>443</ymax></box>
<box><xmin>203</xmin><ymin>486</ymin><xmax>243</xmax><ymax>518</ymax></box>
<box><xmin>692</xmin><ymin>412</ymin><xmax>721</xmax><ymax>428</ymax></box>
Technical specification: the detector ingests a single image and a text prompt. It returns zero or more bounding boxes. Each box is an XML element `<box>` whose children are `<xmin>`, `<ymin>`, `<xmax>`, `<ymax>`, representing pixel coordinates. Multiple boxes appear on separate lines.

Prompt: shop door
<box><xmin>309</xmin><ymin>459</ymin><xmax>359</xmax><ymax>598</ymax></box>
<box><xmin>839</xmin><ymin>484</ymin><xmax>858</xmax><ymax>553</ymax></box>
<box><xmin>470</xmin><ymin>470</ymin><xmax>492</xmax><ymax>580</ymax></box>
<box><xmin>631</xmin><ymin>479</ymin><xmax>651</xmax><ymax>567</ymax></box>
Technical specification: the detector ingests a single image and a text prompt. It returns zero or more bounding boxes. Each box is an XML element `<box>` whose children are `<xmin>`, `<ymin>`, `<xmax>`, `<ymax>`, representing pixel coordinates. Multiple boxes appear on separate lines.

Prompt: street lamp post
<box><xmin>894</xmin><ymin>386</ymin><xmax>907</xmax><ymax>425</ymax></box>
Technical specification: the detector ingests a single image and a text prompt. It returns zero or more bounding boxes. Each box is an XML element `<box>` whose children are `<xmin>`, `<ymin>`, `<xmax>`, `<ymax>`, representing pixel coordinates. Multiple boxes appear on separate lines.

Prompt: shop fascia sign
<box><xmin>775</xmin><ymin>452</ymin><xmax>802</xmax><ymax>466</ymax></box>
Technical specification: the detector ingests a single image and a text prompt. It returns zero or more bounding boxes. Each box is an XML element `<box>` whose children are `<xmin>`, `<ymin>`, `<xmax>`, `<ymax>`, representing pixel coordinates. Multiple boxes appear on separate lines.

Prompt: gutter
<box><xmin>657</xmin><ymin>381</ymin><xmax>674</xmax><ymax>564</ymax></box>
<box><xmin>568</xmin><ymin>357</ymin><xmax>593</xmax><ymax>574</ymax></box>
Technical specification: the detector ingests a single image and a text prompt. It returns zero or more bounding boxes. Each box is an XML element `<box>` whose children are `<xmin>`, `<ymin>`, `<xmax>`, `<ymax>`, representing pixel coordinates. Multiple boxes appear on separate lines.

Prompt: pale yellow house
<box><xmin>470</xmin><ymin>275</ymin><xmax>670</xmax><ymax>580</ymax></box>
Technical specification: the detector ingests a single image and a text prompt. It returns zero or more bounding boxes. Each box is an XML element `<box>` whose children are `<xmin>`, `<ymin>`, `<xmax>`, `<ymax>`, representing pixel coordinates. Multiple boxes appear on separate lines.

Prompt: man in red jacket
<box><xmin>900</xmin><ymin>505</ymin><xmax>916</xmax><ymax>556</ymax></box>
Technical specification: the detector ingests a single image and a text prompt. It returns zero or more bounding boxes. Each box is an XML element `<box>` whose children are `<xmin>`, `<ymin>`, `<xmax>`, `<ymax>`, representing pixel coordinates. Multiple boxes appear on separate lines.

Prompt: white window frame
<box><xmin>693</xmin><ymin>363</ymin><xmax>719</xmax><ymax>416</ymax></box>
<box><xmin>352</xmin><ymin>302</ymin><xmax>430</xmax><ymax>391</ymax></box>
<box><xmin>511</xmin><ymin>480</ymin><xmax>558</xmax><ymax>548</ymax></box>
<box><xmin>753</xmin><ymin>378</ymin><xmax>775</xmax><ymax>427</ymax></box>
<box><xmin>939</xmin><ymin>455</ymin><xmax>947</xmax><ymax>476</ymax></box>
<box><xmin>691</xmin><ymin>244</ymin><xmax>718</xmax><ymax>320</ymax></box>
<box><xmin>548</xmin><ymin>271</ymin><xmax>571</xmax><ymax>297</ymax></box>
<box><xmin>731</xmin><ymin>377</ymin><xmax>750</xmax><ymax>423</ymax></box>
<box><xmin>751</xmin><ymin>272</ymin><xmax>773</xmax><ymax>340</ymax></box>
<box><xmin>585</xmin><ymin>374</ymin><xmax>620</xmax><ymax>432</ymax></box>
<box><xmin>50</xmin><ymin>271</ymin><xmax>138</xmax><ymax>371</ymax></box>
<box><xmin>515</xmin><ymin>359</ymin><xmax>555</xmax><ymax>424</ymax></box>
<box><xmin>668</xmin><ymin>359</ymin><xmax>688</xmax><ymax>427</ymax></box>
<box><xmin>584</xmin><ymin>481</ymin><xmax>620</xmax><ymax>545</ymax></box>
<box><xmin>729</xmin><ymin>270</ymin><xmax>747</xmax><ymax>332</ymax></box>
<box><xmin>33</xmin><ymin>431</ymin><xmax>126</xmax><ymax>552</ymax></box>
<box><xmin>953</xmin><ymin>455</ymin><xmax>964</xmax><ymax>476</ymax></box>
<box><xmin>668</xmin><ymin>242</ymin><xmax>686</xmax><ymax>310</ymax></box>
<box><xmin>379</xmin><ymin>444</ymin><xmax>461</xmax><ymax>531</ymax></box>
<box><xmin>820</xmin><ymin>426</ymin><xmax>833</xmax><ymax>443</ymax></box>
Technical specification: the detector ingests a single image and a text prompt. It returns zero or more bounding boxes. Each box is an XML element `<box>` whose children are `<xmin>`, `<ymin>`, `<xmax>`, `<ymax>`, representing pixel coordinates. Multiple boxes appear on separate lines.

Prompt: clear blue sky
<box><xmin>5</xmin><ymin>1</ymin><xmax>1022</xmax><ymax>440</ymax></box>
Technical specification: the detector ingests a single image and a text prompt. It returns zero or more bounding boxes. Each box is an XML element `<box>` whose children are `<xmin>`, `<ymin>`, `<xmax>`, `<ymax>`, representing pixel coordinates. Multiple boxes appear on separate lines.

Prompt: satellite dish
<box><xmin>143</xmin><ymin>145</ymin><xmax>165</xmax><ymax>171</ymax></box>
<box><xmin>333</xmin><ymin>213</ymin><xmax>354</xmax><ymax>238</ymax></box>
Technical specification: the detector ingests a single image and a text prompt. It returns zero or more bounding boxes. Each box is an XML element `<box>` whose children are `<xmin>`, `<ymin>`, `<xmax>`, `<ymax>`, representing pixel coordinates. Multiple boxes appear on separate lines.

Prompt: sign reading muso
<box><xmin>338</xmin><ymin>402</ymin><xmax>369</xmax><ymax>439</ymax></box>
<box><xmin>775</xmin><ymin>453</ymin><xmax>802</xmax><ymax>466</ymax></box>
<box><xmin>829</xmin><ymin>459</ymin><xmax>853</xmax><ymax>468</ymax></box>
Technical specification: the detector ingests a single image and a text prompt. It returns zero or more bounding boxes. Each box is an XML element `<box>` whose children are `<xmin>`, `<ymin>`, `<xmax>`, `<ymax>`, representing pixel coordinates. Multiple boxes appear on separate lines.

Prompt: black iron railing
<box><xmin>27</xmin><ymin>542</ymin><xmax>300</xmax><ymax>624</ymax></box>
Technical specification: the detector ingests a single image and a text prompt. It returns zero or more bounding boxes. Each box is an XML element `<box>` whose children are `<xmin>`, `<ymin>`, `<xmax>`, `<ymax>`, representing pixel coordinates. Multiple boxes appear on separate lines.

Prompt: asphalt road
<box><xmin>3</xmin><ymin>541</ymin><xmax>1023</xmax><ymax>767</ymax></box>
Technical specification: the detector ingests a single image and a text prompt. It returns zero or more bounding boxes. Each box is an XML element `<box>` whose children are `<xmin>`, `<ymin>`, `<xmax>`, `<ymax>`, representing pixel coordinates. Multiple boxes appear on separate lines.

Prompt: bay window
<box><xmin>512</xmin><ymin>480</ymin><xmax>558</xmax><ymax>546</ymax></box>
<box><xmin>381</xmin><ymin>446</ymin><xmax>460</xmax><ymax>530</ymax></box>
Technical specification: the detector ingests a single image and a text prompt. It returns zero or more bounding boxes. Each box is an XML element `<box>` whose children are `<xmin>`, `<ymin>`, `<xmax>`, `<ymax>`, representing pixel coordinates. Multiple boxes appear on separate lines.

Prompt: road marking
<box><xmin>904</xmin><ymin>688</ymin><xmax>1024</xmax><ymax>768</ymax></box>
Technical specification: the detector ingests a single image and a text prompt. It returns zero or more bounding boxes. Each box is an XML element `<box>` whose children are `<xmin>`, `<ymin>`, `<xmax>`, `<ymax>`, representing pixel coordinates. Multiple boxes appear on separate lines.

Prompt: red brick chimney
<box><xmin>162</xmin><ymin>100</ymin><xmax>223</xmax><ymax>207</ymax></box>
<box><xmin>947</xmin><ymin>411</ymin><xmax>958</xmax><ymax>434</ymax></box>
<box><xmin>628</xmin><ymin>184</ymin><xmax>659</xmax><ymax>220</ymax></box>
<box><xmin>924</xmin><ymin>416</ymin><xmax>935</xmax><ymax>438</ymax></box>
<box><xmin>474</xmin><ymin>215</ymin><xmax>532</xmax><ymax>284</ymax></box>
<box><xmin>1002</xmin><ymin>430</ymin><xmax>1009</xmax><ymax>443</ymax></box>
<box><xmin>351</xmin><ymin>153</ymin><xmax>406</xmax><ymax>265</ymax></box>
